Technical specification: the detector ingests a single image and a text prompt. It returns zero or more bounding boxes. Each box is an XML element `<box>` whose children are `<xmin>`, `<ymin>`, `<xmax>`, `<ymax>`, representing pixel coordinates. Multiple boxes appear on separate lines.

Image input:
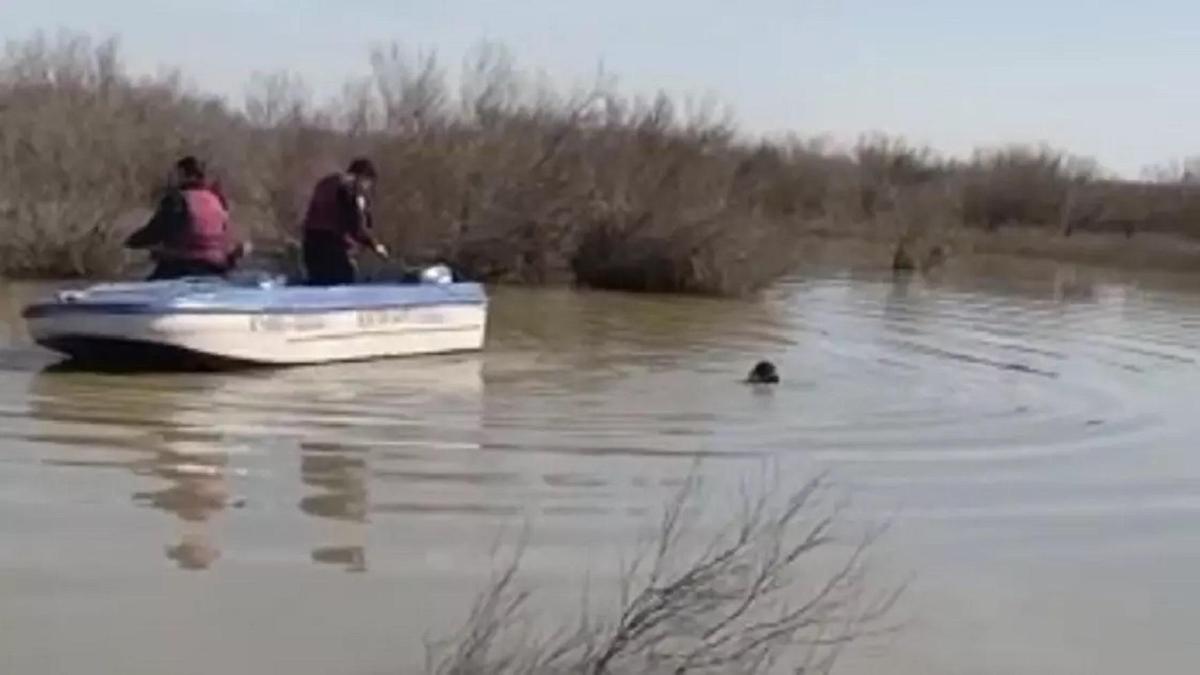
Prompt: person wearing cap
<box><xmin>125</xmin><ymin>156</ymin><xmax>247</xmax><ymax>280</ymax></box>
<box><xmin>300</xmin><ymin>158</ymin><xmax>388</xmax><ymax>285</ymax></box>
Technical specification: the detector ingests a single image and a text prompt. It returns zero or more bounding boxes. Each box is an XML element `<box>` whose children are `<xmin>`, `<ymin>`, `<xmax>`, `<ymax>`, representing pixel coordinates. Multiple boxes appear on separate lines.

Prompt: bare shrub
<box><xmin>371</xmin><ymin>42</ymin><xmax>448</xmax><ymax>135</ymax></box>
<box><xmin>1142</xmin><ymin>156</ymin><xmax>1200</xmax><ymax>185</ymax></box>
<box><xmin>0</xmin><ymin>29</ymin><xmax>820</xmax><ymax>291</ymax></box>
<box><xmin>241</xmin><ymin>72</ymin><xmax>343</xmax><ymax>243</ymax></box>
<box><xmin>426</xmin><ymin>470</ymin><xmax>902</xmax><ymax>675</ymax></box>
<box><xmin>887</xmin><ymin>180</ymin><xmax>963</xmax><ymax>272</ymax></box>
<box><xmin>852</xmin><ymin>134</ymin><xmax>943</xmax><ymax>220</ymax></box>
<box><xmin>7</xmin><ymin>28</ymin><xmax>1200</xmax><ymax>287</ymax></box>
<box><xmin>959</xmin><ymin>144</ymin><xmax>1098</xmax><ymax>232</ymax></box>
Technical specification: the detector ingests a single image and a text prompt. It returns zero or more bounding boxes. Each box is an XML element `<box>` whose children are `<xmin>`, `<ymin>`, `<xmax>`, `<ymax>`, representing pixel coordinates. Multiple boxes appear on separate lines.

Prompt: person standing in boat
<box><xmin>126</xmin><ymin>156</ymin><xmax>247</xmax><ymax>280</ymax></box>
<box><xmin>300</xmin><ymin>158</ymin><xmax>389</xmax><ymax>285</ymax></box>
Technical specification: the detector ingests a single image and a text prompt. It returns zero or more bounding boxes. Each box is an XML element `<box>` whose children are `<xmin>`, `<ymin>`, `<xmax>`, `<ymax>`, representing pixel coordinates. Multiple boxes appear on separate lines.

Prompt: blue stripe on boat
<box><xmin>21</xmin><ymin>277</ymin><xmax>487</xmax><ymax>318</ymax></box>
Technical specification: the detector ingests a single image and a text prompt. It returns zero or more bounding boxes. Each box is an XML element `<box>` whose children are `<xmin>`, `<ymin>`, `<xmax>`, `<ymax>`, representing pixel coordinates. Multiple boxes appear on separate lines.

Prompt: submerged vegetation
<box><xmin>3</xmin><ymin>30</ymin><xmax>1200</xmax><ymax>293</ymax></box>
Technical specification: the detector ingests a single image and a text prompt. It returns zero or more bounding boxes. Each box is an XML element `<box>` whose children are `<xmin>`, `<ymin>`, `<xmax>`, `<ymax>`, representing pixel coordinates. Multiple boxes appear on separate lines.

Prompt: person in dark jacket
<box><xmin>300</xmin><ymin>158</ymin><xmax>388</xmax><ymax>285</ymax></box>
<box><xmin>126</xmin><ymin>157</ymin><xmax>246</xmax><ymax>280</ymax></box>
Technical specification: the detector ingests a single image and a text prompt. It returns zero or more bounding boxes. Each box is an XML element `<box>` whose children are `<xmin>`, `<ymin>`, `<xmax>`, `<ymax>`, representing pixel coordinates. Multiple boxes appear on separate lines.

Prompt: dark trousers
<box><xmin>147</xmin><ymin>258</ymin><xmax>228</xmax><ymax>281</ymax></box>
<box><xmin>303</xmin><ymin>230</ymin><xmax>356</xmax><ymax>285</ymax></box>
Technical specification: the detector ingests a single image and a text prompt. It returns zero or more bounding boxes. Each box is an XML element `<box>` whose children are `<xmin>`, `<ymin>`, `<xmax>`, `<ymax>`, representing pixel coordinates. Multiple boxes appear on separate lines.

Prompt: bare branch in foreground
<box><xmin>426</xmin><ymin>467</ymin><xmax>905</xmax><ymax>675</ymax></box>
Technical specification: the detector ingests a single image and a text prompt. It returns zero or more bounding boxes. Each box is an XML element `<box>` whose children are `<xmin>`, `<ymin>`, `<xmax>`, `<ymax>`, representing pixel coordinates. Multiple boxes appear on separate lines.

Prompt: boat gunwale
<box><xmin>22</xmin><ymin>297</ymin><xmax>487</xmax><ymax>319</ymax></box>
<box><xmin>20</xmin><ymin>281</ymin><xmax>488</xmax><ymax>319</ymax></box>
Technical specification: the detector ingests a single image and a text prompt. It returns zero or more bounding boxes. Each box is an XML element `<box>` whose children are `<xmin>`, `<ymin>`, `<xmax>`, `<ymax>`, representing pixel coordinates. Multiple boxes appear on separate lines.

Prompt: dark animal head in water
<box><xmin>747</xmin><ymin>360</ymin><xmax>780</xmax><ymax>384</ymax></box>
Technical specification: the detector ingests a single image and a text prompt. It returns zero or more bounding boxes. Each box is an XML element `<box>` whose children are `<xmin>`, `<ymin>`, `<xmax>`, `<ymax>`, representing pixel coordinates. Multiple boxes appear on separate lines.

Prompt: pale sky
<box><xmin>4</xmin><ymin>0</ymin><xmax>1200</xmax><ymax>176</ymax></box>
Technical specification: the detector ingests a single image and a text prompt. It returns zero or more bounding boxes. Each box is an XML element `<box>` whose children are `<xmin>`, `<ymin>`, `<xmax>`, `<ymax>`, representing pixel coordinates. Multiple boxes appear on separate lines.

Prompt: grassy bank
<box><xmin>4</xmin><ymin>31</ymin><xmax>1200</xmax><ymax>294</ymax></box>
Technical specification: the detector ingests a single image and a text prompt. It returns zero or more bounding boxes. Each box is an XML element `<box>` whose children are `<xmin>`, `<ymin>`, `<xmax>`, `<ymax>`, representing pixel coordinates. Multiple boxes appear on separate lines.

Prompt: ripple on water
<box><xmin>2</xmin><ymin>274</ymin><xmax>1200</xmax><ymax>571</ymax></box>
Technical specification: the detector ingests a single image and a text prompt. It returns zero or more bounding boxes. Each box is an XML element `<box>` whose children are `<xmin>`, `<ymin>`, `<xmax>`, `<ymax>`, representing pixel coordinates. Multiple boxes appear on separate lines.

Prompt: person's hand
<box><xmin>230</xmin><ymin>241</ymin><xmax>251</xmax><ymax>260</ymax></box>
<box><xmin>373</xmin><ymin>243</ymin><xmax>389</xmax><ymax>259</ymax></box>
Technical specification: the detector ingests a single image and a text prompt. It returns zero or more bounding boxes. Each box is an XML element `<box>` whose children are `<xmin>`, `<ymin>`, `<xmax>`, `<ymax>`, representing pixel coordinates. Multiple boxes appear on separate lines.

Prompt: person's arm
<box><xmin>126</xmin><ymin>191</ymin><xmax>186</xmax><ymax>249</ymax></box>
<box><xmin>337</xmin><ymin>184</ymin><xmax>386</xmax><ymax>255</ymax></box>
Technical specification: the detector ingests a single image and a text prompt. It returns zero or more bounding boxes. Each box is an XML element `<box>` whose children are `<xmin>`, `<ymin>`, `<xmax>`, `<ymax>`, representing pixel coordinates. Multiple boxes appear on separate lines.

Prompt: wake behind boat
<box><xmin>22</xmin><ymin>273</ymin><xmax>488</xmax><ymax>369</ymax></box>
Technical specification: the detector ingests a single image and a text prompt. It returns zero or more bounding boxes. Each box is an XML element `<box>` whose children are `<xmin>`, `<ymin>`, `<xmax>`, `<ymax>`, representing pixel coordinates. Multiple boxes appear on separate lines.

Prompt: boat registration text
<box><xmin>248</xmin><ymin>307</ymin><xmax>448</xmax><ymax>333</ymax></box>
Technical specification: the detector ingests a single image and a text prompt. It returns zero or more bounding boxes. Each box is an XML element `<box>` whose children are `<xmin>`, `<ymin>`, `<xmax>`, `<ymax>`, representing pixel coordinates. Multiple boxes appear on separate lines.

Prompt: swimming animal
<box><xmin>746</xmin><ymin>360</ymin><xmax>780</xmax><ymax>384</ymax></box>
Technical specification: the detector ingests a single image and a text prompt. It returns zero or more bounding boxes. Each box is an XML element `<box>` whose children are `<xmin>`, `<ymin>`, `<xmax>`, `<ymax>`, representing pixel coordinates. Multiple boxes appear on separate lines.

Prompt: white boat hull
<box><xmin>26</xmin><ymin>304</ymin><xmax>487</xmax><ymax>365</ymax></box>
<box><xmin>22</xmin><ymin>277</ymin><xmax>489</xmax><ymax>368</ymax></box>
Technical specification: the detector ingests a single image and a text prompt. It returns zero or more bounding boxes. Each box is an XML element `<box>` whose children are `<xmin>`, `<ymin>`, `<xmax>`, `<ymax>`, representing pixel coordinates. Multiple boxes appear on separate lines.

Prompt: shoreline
<box><xmin>6</xmin><ymin>225</ymin><xmax>1200</xmax><ymax>294</ymax></box>
<box><xmin>793</xmin><ymin>226</ymin><xmax>1200</xmax><ymax>282</ymax></box>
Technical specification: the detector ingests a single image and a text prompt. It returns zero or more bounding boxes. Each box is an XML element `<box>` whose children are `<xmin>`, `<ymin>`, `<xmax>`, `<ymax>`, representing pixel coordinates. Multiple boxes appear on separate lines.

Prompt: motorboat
<box><xmin>22</xmin><ymin>270</ymin><xmax>487</xmax><ymax>369</ymax></box>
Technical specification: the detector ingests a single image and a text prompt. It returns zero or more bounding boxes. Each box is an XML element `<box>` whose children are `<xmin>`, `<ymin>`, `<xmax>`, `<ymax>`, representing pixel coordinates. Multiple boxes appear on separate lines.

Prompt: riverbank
<box><xmin>5</xmin><ymin>31</ymin><xmax>1200</xmax><ymax>295</ymax></box>
<box><xmin>10</xmin><ymin>208</ymin><xmax>1200</xmax><ymax>296</ymax></box>
<box><xmin>796</xmin><ymin>224</ymin><xmax>1200</xmax><ymax>278</ymax></box>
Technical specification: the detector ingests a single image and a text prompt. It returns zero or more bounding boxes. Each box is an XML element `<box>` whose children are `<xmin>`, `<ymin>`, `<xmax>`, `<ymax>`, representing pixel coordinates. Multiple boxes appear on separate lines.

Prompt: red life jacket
<box><xmin>176</xmin><ymin>187</ymin><xmax>232</xmax><ymax>266</ymax></box>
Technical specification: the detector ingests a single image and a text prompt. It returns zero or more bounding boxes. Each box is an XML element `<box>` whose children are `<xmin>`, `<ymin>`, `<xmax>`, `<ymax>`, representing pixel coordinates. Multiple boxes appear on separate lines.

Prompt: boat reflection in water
<box><xmin>27</xmin><ymin>355</ymin><xmax>484</xmax><ymax>572</ymax></box>
<box><xmin>301</xmin><ymin>440</ymin><xmax>369</xmax><ymax>572</ymax></box>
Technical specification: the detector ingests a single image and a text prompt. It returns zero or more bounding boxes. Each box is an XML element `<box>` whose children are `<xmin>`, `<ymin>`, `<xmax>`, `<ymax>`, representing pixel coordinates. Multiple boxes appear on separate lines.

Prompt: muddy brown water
<box><xmin>2</xmin><ymin>262</ymin><xmax>1200</xmax><ymax>674</ymax></box>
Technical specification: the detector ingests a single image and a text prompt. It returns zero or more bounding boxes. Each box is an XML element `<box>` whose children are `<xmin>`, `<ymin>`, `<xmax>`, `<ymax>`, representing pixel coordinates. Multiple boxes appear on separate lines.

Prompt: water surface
<box><xmin>2</xmin><ymin>263</ymin><xmax>1200</xmax><ymax>674</ymax></box>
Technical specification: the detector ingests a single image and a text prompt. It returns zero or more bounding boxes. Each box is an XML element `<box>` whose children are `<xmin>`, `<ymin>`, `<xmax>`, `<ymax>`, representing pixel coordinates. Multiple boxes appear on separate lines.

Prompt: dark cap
<box><xmin>347</xmin><ymin>157</ymin><xmax>378</xmax><ymax>180</ymax></box>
